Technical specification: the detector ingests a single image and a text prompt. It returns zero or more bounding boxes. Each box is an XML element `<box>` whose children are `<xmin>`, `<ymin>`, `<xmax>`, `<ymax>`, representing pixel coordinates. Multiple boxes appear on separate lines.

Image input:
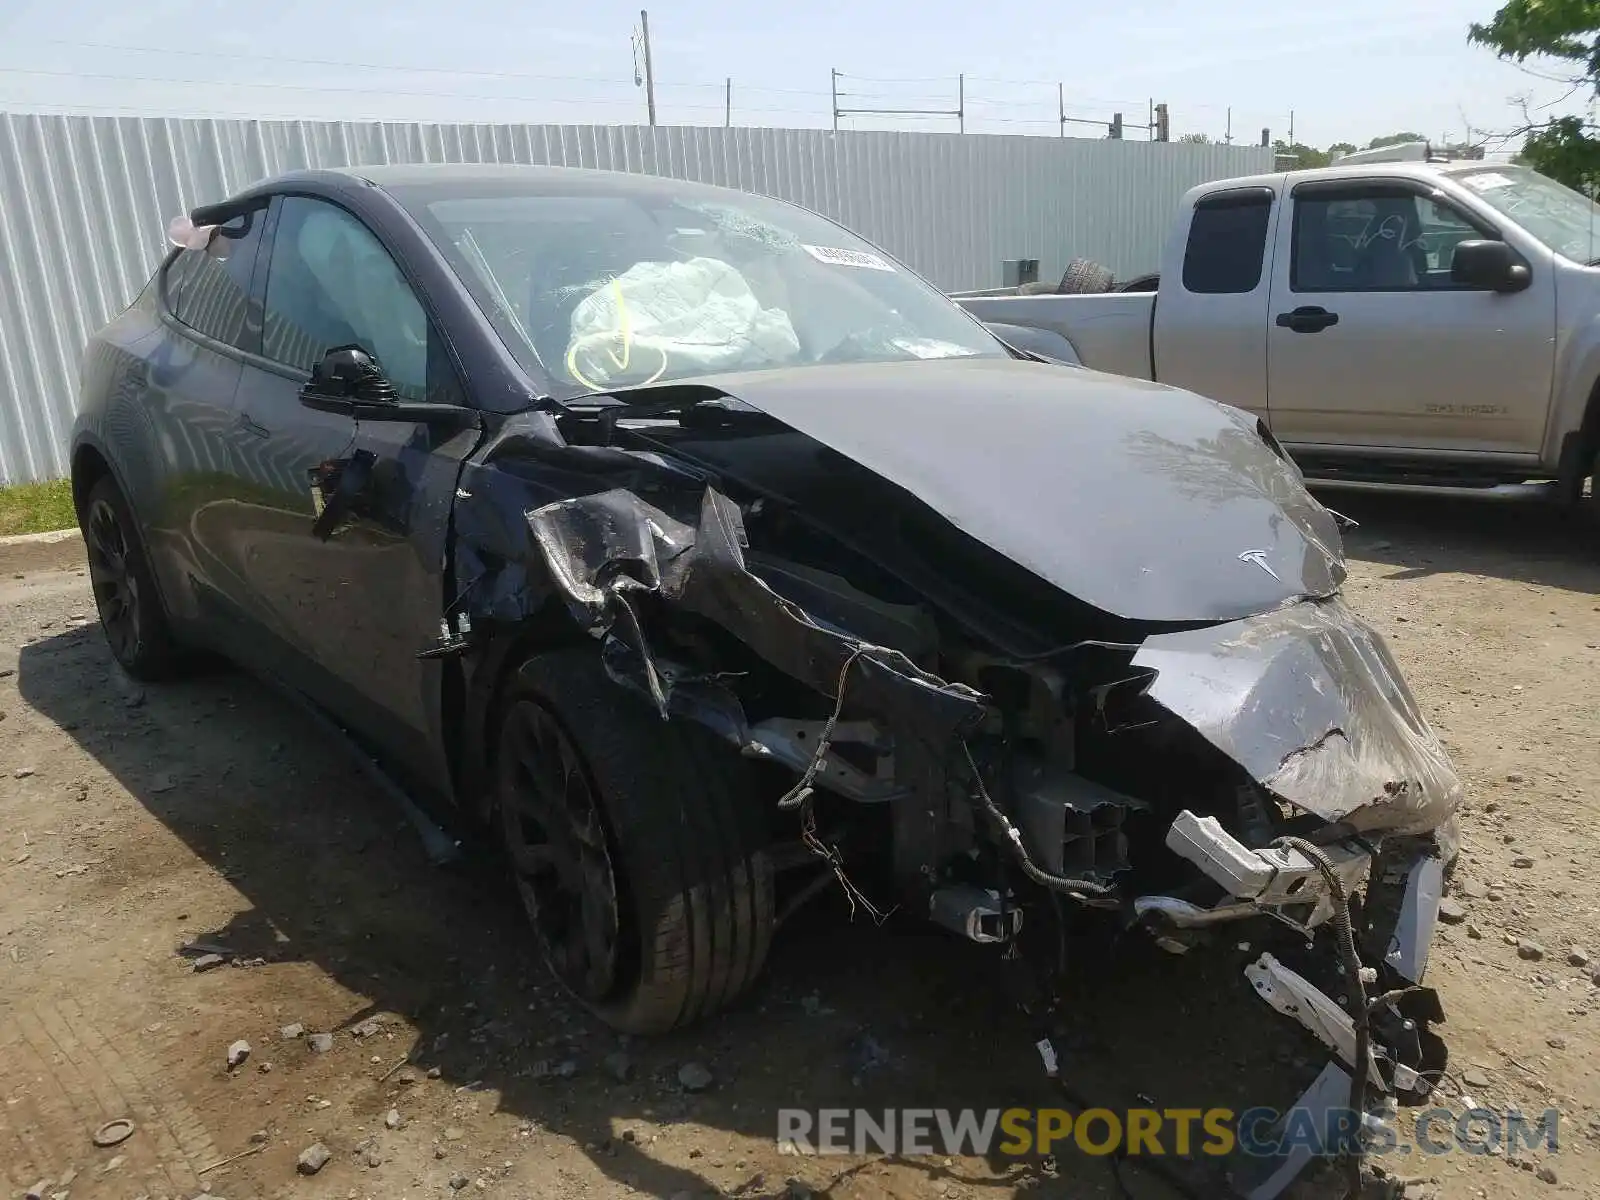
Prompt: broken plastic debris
<box><xmin>1034</xmin><ymin>1037</ymin><xmax>1059</xmax><ymax>1078</ymax></box>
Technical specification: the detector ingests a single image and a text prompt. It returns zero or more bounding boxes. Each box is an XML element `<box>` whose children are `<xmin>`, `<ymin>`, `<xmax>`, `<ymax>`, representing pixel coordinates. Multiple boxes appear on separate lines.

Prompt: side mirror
<box><xmin>299</xmin><ymin>345</ymin><xmax>477</xmax><ymax>426</ymax></box>
<box><xmin>1450</xmin><ymin>240</ymin><xmax>1531</xmax><ymax>293</ymax></box>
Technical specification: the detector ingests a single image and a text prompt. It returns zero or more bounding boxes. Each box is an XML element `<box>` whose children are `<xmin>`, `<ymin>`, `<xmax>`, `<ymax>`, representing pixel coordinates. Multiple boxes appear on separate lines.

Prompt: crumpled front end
<box><xmin>447</xmin><ymin>374</ymin><xmax>1462</xmax><ymax>1197</ymax></box>
<box><xmin>1120</xmin><ymin>601</ymin><xmax>1458</xmax><ymax>1152</ymax></box>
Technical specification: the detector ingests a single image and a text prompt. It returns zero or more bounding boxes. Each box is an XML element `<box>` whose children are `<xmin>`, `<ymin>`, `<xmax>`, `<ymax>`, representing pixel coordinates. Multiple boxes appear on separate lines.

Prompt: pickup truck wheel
<box><xmin>496</xmin><ymin>647</ymin><xmax>774</xmax><ymax>1034</ymax></box>
<box><xmin>1059</xmin><ymin>257</ymin><xmax>1116</xmax><ymax>294</ymax></box>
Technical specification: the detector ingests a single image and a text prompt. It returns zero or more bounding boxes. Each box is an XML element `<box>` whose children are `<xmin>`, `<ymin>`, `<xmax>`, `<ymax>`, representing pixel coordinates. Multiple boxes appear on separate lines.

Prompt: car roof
<box><xmin>264</xmin><ymin>162</ymin><xmax>759</xmax><ymax>202</ymax></box>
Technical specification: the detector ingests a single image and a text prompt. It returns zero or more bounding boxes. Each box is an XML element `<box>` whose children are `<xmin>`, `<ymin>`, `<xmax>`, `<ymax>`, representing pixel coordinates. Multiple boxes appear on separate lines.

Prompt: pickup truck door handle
<box><xmin>1275</xmin><ymin>306</ymin><xmax>1340</xmax><ymax>333</ymax></box>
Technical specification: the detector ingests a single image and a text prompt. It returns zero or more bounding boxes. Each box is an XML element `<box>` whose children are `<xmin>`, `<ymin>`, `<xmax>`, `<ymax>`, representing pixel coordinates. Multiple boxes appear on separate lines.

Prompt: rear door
<box><xmin>1151</xmin><ymin>185</ymin><xmax>1279</xmax><ymax>419</ymax></box>
<box><xmin>1264</xmin><ymin>178</ymin><xmax>1555</xmax><ymax>454</ymax></box>
<box><xmin>139</xmin><ymin>210</ymin><xmax>269</xmax><ymax>641</ymax></box>
<box><xmin>220</xmin><ymin>194</ymin><xmax>477</xmax><ymax>796</ymax></box>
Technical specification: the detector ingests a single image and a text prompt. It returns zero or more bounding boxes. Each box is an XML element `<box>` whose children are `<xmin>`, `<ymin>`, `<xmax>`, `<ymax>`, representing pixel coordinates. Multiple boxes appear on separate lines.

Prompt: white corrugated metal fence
<box><xmin>0</xmin><ymin>113</ymin><xmax>1271</xmax><ymax>484</ymax></box>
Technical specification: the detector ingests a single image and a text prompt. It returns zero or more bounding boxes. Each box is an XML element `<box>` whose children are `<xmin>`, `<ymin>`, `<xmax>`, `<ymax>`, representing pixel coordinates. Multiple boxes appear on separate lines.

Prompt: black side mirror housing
<box><xmin>299</xmin><ymin>345</ymin><xmax>478</xmax><ymax>427</ymax></box>
<box><xmin>1451</xmin><ymin>239</ymin><xmax>1531</xmax><ymax>293</ymax></box>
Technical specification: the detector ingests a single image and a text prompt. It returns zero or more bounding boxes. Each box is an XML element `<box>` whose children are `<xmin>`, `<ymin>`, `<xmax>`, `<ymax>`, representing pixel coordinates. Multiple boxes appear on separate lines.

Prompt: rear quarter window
<box><xmin>1182</xmin><ymin>190</ymin><xmax>1274</xmax><ymax>294</ymax></box>
<box><xmin>163</xmin><ymin>210</ymin><xmax>265</xmax><ymax>353</ymax></box>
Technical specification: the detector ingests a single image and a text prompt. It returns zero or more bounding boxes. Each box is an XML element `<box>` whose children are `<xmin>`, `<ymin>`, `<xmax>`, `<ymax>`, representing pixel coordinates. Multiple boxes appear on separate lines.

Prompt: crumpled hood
<box><xmin>657</xmin><ymin>358</ymin><xmax>1344</xmax><ymax>623</ymax></box>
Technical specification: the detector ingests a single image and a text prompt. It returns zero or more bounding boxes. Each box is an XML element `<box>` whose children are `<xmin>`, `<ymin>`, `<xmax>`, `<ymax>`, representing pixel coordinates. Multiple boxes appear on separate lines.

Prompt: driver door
<box><xmin>1265</xmin><ymin>180</ymin><xmax>1555</xmax><ymax>455</ymax></box>
<box><xmin>220</xmin><ymin>194</ymin><xmax>475</xmax><ymax>796</ymax></box>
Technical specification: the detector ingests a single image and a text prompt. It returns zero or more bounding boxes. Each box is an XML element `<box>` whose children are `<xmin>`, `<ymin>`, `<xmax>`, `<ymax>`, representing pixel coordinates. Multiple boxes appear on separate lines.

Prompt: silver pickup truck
<box><xmin>958</xmin><ymin>152</ymin><xmax>1600</xmax><ymax>513</ymax></box>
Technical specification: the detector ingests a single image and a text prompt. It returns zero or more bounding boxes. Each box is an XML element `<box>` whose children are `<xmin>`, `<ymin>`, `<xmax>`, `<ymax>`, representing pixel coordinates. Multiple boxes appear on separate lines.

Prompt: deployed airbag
<box><xmin>566</xmin><ymin>257</ymin><xmax>800</xmax><ymax>387</ymax></box>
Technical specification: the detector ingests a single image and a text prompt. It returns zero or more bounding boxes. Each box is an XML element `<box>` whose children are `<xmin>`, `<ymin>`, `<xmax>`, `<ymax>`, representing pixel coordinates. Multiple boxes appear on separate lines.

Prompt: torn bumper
<box><xmin>1140</xmin><ymin>810</ymin><xmax>1447</xmax><ymax>1106</ymax></box>
<box><xmin>1136</xmin><ymin>811</ymin><xmax>1373</xmax><ymax>932</ymax></box>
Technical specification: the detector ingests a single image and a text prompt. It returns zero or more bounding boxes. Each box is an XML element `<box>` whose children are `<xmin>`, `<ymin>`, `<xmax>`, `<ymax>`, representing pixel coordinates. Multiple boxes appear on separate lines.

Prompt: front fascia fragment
<box><xmin>1132</xmin><ymin>597</ymin><xmax>1463</xmax><ymax>839</ymax></box>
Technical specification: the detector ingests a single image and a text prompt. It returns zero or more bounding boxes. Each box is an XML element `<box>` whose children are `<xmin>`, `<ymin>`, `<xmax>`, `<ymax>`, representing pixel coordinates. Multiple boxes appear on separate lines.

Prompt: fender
<box><xmin>1546</xmin><ymin>312</ymin><xmax>1600</xmax><ymax>500</ymax></box>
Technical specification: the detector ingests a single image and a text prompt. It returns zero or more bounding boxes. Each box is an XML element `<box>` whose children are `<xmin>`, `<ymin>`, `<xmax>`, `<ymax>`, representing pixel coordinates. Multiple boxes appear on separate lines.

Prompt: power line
<box><xmin>0</xmin><ymin>65</ymin><xmax>805</xmax><ymax>113</ymax></box>
<box><xmin>0</xmin><ymin>89</ymin><xmax>829</xmax><ymax>123</ymax></box>
<box><xmin>30</xmin><ymin>39</ymin><xmax>634</xmax><ymax>86</ymax></box>
<box><xmin>24</xmin><ymin>38</ymin><xmax>834</xmax><ymax>98</ymax></box>
<box><xmin>832</xmin><ymin>71</ymin><xmax>960</xmax><ymax>84</ymax></box>
<box><xmin>14</xmin><ymin>42</ymin><xmax>1283</xmax><ymax>131</ymax></box>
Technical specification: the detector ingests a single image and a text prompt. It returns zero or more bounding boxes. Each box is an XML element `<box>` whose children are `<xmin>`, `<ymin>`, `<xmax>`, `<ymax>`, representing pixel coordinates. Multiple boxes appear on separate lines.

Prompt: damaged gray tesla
<box><xmin>73</xmin><ymin>164</ymin><xmax>1460</xmax><ymax>1191</ymax></box>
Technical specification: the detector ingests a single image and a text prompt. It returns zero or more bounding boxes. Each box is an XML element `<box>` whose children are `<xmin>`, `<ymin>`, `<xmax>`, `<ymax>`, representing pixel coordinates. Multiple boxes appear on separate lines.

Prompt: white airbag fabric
<box><xmin>566</xmin><ymin>257</ymin><xmax>799</xmax><ymax>384</ymax></box>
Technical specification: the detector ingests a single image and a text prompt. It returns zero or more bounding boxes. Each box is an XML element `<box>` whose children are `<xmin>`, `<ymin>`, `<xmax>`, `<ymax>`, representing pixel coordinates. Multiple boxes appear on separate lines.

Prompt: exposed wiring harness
<box><xmin>1271</xmin><ymin>834</ymin><xmax>1378</xmax><ymax>1197</ymax></box>
<box><xmin>962</xmin><ymin>742</ymin><xmax>1114</xmax><ymax>897</ymax></box>
<box><xmin>775</xmin><ymin>646</ymin><xmax>889</xmax><ymax>923</ymax></box>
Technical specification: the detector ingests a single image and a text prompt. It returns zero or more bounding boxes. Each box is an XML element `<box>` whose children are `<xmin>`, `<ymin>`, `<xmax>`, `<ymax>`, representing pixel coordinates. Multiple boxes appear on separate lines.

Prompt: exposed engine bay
<box><xmin>447</xmin><ymin>357</ymin><xmax>1463</xmax><ymax>1197</ymax></box>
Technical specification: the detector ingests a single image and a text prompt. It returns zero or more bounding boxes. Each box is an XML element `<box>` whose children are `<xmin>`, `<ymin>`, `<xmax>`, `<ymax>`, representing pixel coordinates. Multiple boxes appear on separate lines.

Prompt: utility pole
<box><xmin>958</xmin><ymin>73</ymin><xmax>965</xmax><ymax>133</ymax></box>
<box><xmin>831</xmin><ymin>68</ymin><xmax>840</xmax><ymax>132</ymax></box>
<box><xmin>1225</xmin><ymin>106</ymin><xmax>1232</xmax><ymax>145</ymax></box>
<box><xmin>1288</xmin><ymin>109</ymin><xmax>1295</xmax><ymax>146</ymax></box>
<box><xmin>639</xmin><ymin>10</ymin><xmax>657</xmax><ymax>126</ymax></box>
<box><xmin>725</xmin><ymin>77</ymin><xmax>732</xmax><ymax>127</ymax></box>
<box><xmin>1058</xmin><ymin>83</ymin><xmax>1064</xmax><ymax>137</ymax></box>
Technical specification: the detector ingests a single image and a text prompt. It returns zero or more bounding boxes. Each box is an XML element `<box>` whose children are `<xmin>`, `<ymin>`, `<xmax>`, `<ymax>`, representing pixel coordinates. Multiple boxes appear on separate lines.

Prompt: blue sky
<box><xmin>0</xmin><ymin>0</ymin><xmax>1587</xmax><ymax>150</ymax></box>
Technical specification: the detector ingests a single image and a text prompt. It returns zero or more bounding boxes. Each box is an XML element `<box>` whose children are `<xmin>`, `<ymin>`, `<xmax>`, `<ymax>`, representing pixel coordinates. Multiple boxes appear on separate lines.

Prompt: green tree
<box><xmin>1367</xmin><ymin>131</ymin><xmax>1428</xmax><ymax>148</ymax></box>
<box><xmin>1471</xmin><ymin>0</ymin><xmax>1600</xmax><ymax>189</ymax></box>
<box><xmin>1329</xmin><ymin>141</ymin><xmax>1358</xmax><ymax>155</ymax></box>
<box><xmin>1272</xmin><ymin>140</ymin><xmax>1331</xmax><ymax>167</ymax></box>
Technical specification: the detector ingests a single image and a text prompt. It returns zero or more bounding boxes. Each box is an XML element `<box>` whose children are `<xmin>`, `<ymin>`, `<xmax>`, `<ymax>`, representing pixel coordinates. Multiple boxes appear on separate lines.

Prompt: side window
<box><xmin>1293</xmin><ymin>189</ymin><xmax>1489</xmax><ymax>292</ymax></box>
<box><xmin>164</xmin><ymin>209</ymin><xmax>266</xmax><ymax>351</ymax></box>
<box><xmin>1182</xmin><ymin>191</ymin><xmax>1273</xmax><ymax>294</ymax></box>
<box><xmin>1413</xmin><ymin>197</ymin><xmax>1482</xmax><ymax>276</ymax></box>
<box><xmin>261</xmin><ymin>197</ymin><xmax>438</xmax><ymax>401</ymax></box>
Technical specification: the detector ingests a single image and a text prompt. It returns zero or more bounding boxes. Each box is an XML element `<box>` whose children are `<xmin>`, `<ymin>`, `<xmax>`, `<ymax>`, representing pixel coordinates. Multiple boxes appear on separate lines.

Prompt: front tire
<box><xmin>80</xmin><ymin>476</ymin><xmax>182</xmax><ymax>680</ymax></box>
<box><xmin>496</xmin><ymin>647</ymin><xmax>774</xmax><ymax>1034</ymax></box>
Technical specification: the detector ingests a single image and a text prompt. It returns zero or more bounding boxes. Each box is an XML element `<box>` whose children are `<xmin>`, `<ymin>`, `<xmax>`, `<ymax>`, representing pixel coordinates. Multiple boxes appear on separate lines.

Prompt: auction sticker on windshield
<box><xmin>803</xmin><ymin>244</ymin><xmax>895</xmax><ymax>271</ymax></box>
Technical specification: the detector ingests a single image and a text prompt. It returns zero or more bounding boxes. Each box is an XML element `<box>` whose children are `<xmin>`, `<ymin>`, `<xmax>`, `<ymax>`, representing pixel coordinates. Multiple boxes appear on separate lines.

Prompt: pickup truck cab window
<box><xmin>1292</xmin><ymin>186</ymin><xmax>1488</xmax><ymax>292</ymax></box>
<box><xmin>1182</xmin><ymin>189</ymin><xmax>1273</xmax><ymax>294</ymax></box>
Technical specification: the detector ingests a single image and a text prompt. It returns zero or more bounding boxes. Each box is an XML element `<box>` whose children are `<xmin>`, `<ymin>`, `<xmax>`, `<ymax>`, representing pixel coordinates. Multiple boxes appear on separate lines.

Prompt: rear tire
<box><xmin>79</xmin><ymin>475</ymin><xmax>183</xmax><ymax>680</ymax></box>
<box><xmin>496</xmin><ymin>647</ymin><xmax>774</xmax><ymax>1034</ymax></box>
<box><xmin>1058</xmin><ymin>257</ymin><xmax>1116</xmax><ymax>294</ymax></box>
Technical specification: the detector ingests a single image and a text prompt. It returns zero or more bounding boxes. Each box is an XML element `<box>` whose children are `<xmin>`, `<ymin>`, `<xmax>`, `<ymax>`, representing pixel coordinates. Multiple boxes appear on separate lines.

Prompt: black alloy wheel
<box><xmin>85</xmin><ymin>493</ymin><xmax>144</xmax><ymax>667</ymax></box>
<box><xmin>498</xmin><ymin>697</ymin><xmax>623</xmax><ymax>1002</ymax></box>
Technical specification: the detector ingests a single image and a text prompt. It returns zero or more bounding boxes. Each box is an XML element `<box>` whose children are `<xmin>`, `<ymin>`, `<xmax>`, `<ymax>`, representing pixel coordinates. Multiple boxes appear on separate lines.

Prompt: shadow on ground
<box><xmin>1315</xmin><ymin>490</ymin><xmax>1599</xmax><ymax>594</ymax></box>
<box><xmin>18</xmin><ymin>626</ymin><xmax>1336</xmax><ymax>1200</ymax></box>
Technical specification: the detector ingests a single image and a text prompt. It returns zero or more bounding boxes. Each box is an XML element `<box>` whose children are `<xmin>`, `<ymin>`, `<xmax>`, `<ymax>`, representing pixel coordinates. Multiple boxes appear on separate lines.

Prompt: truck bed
<box><xmin>956</xmin><ymin>292</ymin><xmax>1155</xmax><ymax>380</ymax></box>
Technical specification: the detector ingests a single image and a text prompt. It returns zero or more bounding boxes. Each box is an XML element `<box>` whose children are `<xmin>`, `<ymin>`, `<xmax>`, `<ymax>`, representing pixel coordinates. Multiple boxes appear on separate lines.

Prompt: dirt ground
<box><xmin>1</xmin><ymin>493</ymin><xmax>1597</xmax><ymax>1200</ymax></box>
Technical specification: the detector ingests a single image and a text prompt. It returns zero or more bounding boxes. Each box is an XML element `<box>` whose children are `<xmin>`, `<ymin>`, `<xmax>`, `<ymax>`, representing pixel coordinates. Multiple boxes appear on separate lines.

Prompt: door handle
<box><xmin>1275</xmin><ymin>306</ymin><xmax>1340</xmax><ymax>333</ymax></box>
<box><xmin>236</xmin><ymin>411</ymin><xmax>271</xmax><ymax>439</ymax></box>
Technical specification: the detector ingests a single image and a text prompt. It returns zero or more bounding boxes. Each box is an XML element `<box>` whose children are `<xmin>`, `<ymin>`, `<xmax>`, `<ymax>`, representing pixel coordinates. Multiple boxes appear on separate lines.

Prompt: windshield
<box><xmin>1455</xmin><ymin>165</ymin><xmax>1600</xmax><ymax>264</ymax></box>
<box><xmin>398</xmin><ymin>183</ymin><xmax>1006</xmax><ymax>398</ymax></box>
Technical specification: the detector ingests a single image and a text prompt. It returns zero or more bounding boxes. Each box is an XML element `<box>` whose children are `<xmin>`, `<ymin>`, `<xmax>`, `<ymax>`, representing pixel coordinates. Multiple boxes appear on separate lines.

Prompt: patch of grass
<box><xmin>0</xmin><ymin>478</ymin><xmax>76</xmax><ymax>537</ymax></box>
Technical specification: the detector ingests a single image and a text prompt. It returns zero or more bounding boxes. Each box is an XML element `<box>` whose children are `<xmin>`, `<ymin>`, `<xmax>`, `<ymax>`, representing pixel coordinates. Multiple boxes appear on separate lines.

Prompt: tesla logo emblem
<box><xmin>1239</xmin><ymin>549</ymin><xmax>1280</xmax><ymax>580</ymax></box>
